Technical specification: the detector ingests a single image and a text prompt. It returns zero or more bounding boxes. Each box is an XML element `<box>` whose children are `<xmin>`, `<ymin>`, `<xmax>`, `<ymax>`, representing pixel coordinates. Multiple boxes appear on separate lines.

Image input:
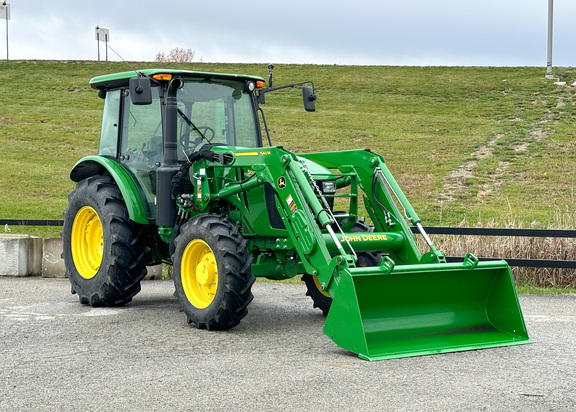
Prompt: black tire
<box><xmin>62</xmin><ymin>175</ymin><xmax>148</xmax><ymax>306</ymax></box>
<box><xmin>302</xmin><ymin>273</ymin><xmax>332</xmax><ymax>316</ymax></box>
<box><xmin>172</xmin><ymin>214</ymin><xmax>254</xmax><ymax>330</ymax></box>
<box><xmin>303</xmin><ymin>218</ymin><xmax>382</xmax><ymax>316</ymax></box>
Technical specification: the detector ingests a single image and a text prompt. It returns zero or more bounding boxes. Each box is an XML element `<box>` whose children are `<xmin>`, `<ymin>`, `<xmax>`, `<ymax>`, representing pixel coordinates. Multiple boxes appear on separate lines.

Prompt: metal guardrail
<box><xmin>1</xmin><ymin>219</ymin><xmax>64</xmax><ymax>226</ymax></box>
<box><xmin>2</xmin><ymin>219</ymin><xmax>576</xmax><ymax>269</ymax></box>
<box><xmin>413</xmin><ymin>226</ymin><xmax>576</xmax><ymax>239</ymax></box>
<box><xmin>410</xmin><ymin>226</ymin><xmax>576</xmax><ymax>269</ymax></box>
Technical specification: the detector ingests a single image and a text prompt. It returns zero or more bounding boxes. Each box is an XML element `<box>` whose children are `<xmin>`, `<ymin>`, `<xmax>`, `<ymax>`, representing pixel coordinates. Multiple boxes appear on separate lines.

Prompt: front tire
<box><xmin>172</xmin><ymin>214</ymin><xmax>254</xmax><ymax>330</ymax></box>
<box><xmin>62</xmin><ymin>175</ymin><xmax>148</xmax><ymax>306</ymax></box>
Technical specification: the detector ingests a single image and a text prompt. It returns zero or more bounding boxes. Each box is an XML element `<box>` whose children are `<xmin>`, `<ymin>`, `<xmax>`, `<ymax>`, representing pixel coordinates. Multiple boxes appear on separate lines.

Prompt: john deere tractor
<box><xmin>62</xmin><ymin>67</ymin><xmax>530</xmax><ymax>360</ymax></box>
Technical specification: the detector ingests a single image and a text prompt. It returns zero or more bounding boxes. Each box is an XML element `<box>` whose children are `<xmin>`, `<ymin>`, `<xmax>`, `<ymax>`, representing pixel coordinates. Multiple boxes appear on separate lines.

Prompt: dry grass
<box><xmin>420</xmin><ymin>211</ymin><xmax>576</xmax><ymax>288</ymax></box>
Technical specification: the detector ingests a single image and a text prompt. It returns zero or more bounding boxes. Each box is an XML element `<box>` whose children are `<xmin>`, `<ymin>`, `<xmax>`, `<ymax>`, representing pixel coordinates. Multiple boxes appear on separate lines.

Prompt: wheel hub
<box><xmin>196</xmin><ymin>256</ymin><xmax>216</xmax><ymax>286</ymax></box>
<box><xmin>181</xmin><ymin>240</ymin><xmax>218</xmax><ymax>309</ymax></box>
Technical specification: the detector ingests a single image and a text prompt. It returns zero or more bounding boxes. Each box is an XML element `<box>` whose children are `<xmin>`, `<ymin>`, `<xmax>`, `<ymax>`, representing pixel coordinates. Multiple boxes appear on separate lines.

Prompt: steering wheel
<box><xmin>196</xmin><ymin>126</ymin><xmax>216</xmax><ymax>141</ymax></box>
<box><xmin>180</xmin><ymin>126</ymin><xmax>216</xmax><ymax>151</ymax></box>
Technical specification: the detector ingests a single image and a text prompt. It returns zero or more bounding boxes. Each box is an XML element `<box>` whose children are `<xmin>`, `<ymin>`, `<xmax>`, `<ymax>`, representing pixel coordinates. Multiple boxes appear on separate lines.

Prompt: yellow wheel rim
<box><xmin>71</xmin><ymin>206</ymin><xmax>104</xmax><ymax>279</ymax></box>
<box><xmin>313</xmin><ymin>275</ymin><xmax>331</xmax><ymax>298</ymax></box>
<box><xmin>181</xmin><ymin>239</ymin><xmax>218</xmax><ymax>309</ymax></box>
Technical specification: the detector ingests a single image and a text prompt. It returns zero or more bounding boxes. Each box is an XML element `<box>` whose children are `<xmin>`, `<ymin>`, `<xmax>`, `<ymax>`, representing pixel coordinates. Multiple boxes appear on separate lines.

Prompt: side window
<box><xmin>233</xmin><ymin>99</ymin><xmax>258</xmax><ymax>147</ymax></box>
<box><xmin>122</xmin><ymin>86</ymin><xmax>162</xmax><ymax>165</ymax></box>
<box><xmin>98</xmin><ymin>90</ymin><xmax>121</xmax><ymax>157</ymax></box>
<box><xmin>119</xmin><ymin>87</ymin><xmax>162</xmax><ymax>219</ymax></box>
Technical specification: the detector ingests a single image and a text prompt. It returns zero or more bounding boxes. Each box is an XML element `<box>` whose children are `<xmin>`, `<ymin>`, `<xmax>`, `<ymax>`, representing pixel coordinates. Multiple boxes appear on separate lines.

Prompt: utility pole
<box><xmin>545</xmin><ymin>0</ymin><xmax>554</xmax><ymax>79</ymax></box>
<box><xmin>0</xmin><ymin>1</ymin><xmax>9</xmax><ymax>61</ymax></box>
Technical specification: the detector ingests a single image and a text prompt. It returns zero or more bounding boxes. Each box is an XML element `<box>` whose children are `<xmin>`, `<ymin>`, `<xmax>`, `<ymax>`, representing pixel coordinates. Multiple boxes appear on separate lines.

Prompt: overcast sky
<box><xmin>1</xmin><ymin>1</ymin><xmax>574</xmax><ymax>66</ymax></box>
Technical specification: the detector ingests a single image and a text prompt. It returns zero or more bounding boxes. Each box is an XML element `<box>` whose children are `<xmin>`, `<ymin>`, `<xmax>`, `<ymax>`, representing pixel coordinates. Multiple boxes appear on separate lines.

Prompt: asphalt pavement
<box><xmin>0</xmin><ymin>277</ymin><xmax>575</xmax><ymax>412</ymax></box>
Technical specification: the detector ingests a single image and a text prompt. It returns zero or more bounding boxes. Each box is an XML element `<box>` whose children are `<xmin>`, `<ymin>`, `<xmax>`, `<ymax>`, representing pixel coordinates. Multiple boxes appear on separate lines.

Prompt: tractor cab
<box><xmin>85</xmin><ymin>69</ymin><xmax>315</xmax><ymax>223</ymax></box>
<box><xmin>87</xmin><ymin>70</ymin><xmax>266</xmax><ymax>221</ymax></box>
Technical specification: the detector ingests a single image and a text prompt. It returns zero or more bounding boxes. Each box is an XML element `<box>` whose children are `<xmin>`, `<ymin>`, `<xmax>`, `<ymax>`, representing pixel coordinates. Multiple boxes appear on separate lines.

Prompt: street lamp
<box><xmin>545</xmin><ymin>0</ymin><xmax>554</xmax><ymax>79</ymax></box>
<box><xmin>0</xmin><ymin>0</ymin><xmax>9</xmax><ymax>61</ymax></box>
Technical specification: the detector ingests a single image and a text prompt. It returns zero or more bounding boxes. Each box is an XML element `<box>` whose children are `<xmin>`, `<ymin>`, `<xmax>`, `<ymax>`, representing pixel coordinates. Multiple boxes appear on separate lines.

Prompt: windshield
<box><xmin>176</xmin><ymin>79</ymin><xmax>260</xmax><ymax>159</ymax></box>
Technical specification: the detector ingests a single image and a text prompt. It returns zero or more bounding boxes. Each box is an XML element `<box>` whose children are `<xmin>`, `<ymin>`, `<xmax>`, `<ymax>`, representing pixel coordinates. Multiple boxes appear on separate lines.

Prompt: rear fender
<box><xmin>70</xmin><ymin>156</ymin><xmax>149</xmax><ymax>225</ymax></box>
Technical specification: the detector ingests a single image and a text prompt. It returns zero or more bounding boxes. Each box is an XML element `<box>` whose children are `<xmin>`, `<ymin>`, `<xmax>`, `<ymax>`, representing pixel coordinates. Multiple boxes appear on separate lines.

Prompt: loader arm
<box><xmin>299</xmin><ymin>149</ymin><xmax>446</xmax><ymax>265</ymax></box>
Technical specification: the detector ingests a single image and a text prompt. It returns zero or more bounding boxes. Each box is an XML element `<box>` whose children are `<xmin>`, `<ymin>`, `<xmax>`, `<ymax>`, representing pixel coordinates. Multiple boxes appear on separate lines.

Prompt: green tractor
<box><xmin>62</xmin><ymin>67</ymin><xmax>530</xmax><ymax>360</ymax></box>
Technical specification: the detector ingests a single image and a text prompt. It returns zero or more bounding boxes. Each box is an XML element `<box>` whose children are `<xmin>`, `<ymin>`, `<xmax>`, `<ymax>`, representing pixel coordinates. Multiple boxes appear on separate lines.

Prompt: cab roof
<box><xmin>89</xmin><ymin>68</ymin><xmax>264</xmax><ymax>90</ymax></box>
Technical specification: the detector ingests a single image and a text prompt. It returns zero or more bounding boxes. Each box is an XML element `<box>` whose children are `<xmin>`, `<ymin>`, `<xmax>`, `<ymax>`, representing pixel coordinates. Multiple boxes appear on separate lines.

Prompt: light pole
<box><xmin>0</xmin><ymin>0</ymin><xmax>9</xmax><ymax>61</ymax></box>
<box><xmin>545</xmin><ymin>0</ymin><xmax>554</xmax><ymax>79</ymax></box>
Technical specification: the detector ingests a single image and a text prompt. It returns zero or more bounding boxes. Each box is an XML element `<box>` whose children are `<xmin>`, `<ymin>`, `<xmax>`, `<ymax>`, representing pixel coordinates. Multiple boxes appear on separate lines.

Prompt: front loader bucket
<box><xmin>323</xmin><ymin>258</ymin><xmax>531</xmax><ymax>360</ymax></box>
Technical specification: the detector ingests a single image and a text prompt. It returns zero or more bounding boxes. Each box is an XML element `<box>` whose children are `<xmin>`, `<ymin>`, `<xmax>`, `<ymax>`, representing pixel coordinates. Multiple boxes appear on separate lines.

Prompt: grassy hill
<box><xmin>2</xmin><ymin>60</ymin><xmax>576</xmax><ymax>239</ymax></box>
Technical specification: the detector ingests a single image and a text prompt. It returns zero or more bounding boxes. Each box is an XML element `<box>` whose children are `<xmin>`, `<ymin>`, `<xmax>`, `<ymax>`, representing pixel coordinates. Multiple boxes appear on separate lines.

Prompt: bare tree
<box><xmin>155</xmin><ymin>47</ymin><xmax>195</xmax><ymax>63</ymax></box>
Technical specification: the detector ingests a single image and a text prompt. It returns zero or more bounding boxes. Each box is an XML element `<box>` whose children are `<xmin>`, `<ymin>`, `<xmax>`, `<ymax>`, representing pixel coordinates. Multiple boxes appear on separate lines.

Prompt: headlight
<box><xmin>320</xmin><ymin>180</ymin><xmax>336</xmax><ymax>194</ymax></box>
<box><xmin>244</xmin><ymin>81</ymin><xmax>256</xmax><ymax>92</ymax></box>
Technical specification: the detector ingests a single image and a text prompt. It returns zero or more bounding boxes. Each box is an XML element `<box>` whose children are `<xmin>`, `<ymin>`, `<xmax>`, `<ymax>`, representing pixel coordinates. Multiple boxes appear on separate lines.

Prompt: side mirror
<box><xmin>302</xmin><ymin>85</ymin><xmax>316</xmax><ymax>112</ymax></box>
<box><xmin>129</xmin><ymin>76</ymin><xmax>152</xmax><ymax>105</ymax></box>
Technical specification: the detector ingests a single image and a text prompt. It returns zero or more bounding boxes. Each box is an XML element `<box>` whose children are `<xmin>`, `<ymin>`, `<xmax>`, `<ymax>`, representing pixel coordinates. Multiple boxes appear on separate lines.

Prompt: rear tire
<box><xmin>62</xmin><ymin>176</ymin><xmax>148</xmax><ymax>306</ymax></box>
<box><xmin>172</xmin><ymin>214</ymin><xmax>254</xmax><ymax>330</ymax></box>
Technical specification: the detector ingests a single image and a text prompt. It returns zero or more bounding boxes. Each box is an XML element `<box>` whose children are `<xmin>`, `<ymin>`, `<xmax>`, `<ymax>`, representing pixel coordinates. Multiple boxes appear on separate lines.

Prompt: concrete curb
<box><xmin>42</xmin><ymin>237</ymin><xmax>66</xmax><ymax>278</ymax></box>
<box><xmin>1</xmin><ymin>235</ymin><xmax>164</xmax><ymax>279</ymax></box>
<box><xmin>0</xmin><ymin>234</ymin><xmax>42</xmax><ymax>276</ymax></box>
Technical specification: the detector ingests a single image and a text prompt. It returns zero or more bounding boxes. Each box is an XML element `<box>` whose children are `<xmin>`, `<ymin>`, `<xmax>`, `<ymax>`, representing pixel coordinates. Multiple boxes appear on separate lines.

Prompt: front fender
<box><xmin>70</xmin><ymin>156</ymin><xmax>149</xmax><ymax>225</ymax></box>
